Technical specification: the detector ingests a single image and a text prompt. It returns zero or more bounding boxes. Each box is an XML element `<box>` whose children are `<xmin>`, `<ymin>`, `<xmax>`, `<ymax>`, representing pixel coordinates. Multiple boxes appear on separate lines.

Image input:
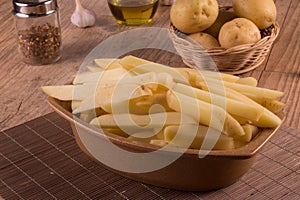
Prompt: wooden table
<box><xmin>0</xmin><ymin>0</ymin><xmax>299</xmax><ymax>199</ymax></box>
<box><xmin>0</xmin><ymin>0</ymin><xmax>299</xmax><ymax>131</ymax></box>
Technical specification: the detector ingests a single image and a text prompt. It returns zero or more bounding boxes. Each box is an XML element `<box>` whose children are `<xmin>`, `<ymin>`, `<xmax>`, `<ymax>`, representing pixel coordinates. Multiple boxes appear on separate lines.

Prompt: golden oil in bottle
<box><xmin>108</xmin><ymin>0</ymin><xmax>159</xmax><ymax>25</ymax></box>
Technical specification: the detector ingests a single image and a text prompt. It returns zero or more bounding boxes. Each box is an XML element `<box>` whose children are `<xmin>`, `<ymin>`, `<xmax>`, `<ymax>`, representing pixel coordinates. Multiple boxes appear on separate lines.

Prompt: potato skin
<box><xmin>232</xmin><ymin>0</ymin><xmax>277</xmax><ymax>29</ymax></box>
<box><xmin>205</xmin><ymin>10</ymin><xmax>236</xmax><ymax>38</ymax></box>
<box><xmin>219</xmin><ymin>18</ymin><xmax>261</xmax><ymax>49</ymax></box>
<box><xmin>189</xmin><ymin>32</ymin><xmax>220</xmax><ymax>49</ymax></box>
<box><xmin>170</xmin><ymin>0</ymin><xmax>219</xmax><ymax>34</ymax></box>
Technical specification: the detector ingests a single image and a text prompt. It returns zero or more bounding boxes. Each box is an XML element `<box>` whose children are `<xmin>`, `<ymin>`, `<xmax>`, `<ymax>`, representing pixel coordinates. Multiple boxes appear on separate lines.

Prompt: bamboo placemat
<box><xmin>0</xmin><ymin>112</ymin><xmax>299</xmax><ymax>200</ymax></box>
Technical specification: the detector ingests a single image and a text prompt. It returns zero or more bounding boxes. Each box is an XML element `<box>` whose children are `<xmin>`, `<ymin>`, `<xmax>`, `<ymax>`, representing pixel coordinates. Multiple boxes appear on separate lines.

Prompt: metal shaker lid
<box><xmin>13</xmin><ymin>0</ymin><xmax>58</xmax><ymax>17</ymax></box>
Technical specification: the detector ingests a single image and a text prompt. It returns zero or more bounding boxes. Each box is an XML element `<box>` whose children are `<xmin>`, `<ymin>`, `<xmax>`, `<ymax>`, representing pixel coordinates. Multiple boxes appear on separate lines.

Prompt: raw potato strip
<box><xmin>164</xmin><ymin>125</ymin><xmax>235</xmax><ymax>150</ymax></box>
<box><xmin>80</xmin><ymin>110</ymin><xmax>97</xmax><ymax>123</ymax></box>
<box><xmin>73</xmin><ymin>83</ymin><xmax>153</xmax><ymax>114</ymax></box>
<box><xmin>90</xmin><ymin>112</ymin><xmax>198</xmax><ymax>130</ymax></box>
<box><xmin>175</xmin><ymin>68</ymin><xmax>240</xmax><ymax>84</ymax></box>
<box><xmin>127</xmin><ymin>130</ymin><xmax>164</xmax><ymax>143</ymax></box>
<box><xmin>119</xmin><ymin>55</ymin><xmax>152</xmax><ymax>70</ymax></box>
<box><xmin>42</xmin><ymin>85</ymin><xmax>98</xmax><ymax>101</ymax></box>
<box><xmin>243</xmin><ymin>95</ymin><xmax>285</xmax><ymax>113</ymax></box>
<box><xmin>100</xmin><ymin>95</ymin><xmax>156</xmax><ymax>114</ymax></box>
<box><xmin>240</xmin><ymin>124</ymin><xmax>259</xmax><ymax>142</ymax></box>
<box><xmin>199</xmin><ymin>70</ymin><xmax>240</xmax><ymax>82</ymax></box>
<box><xmin>172</xmin><ymin>83</ymin><xmax>264</xmax><ymax>121</ymax></box>
<box><xmin>94</xmin><ymin>58</ymin><xmax>122</xmax><ymax>69</ymax></box>
<box><xmin>230</xmin><ymin>114</ymin><xmax>251</xmax><ymax>125</ymax></box>
<box><xmin>234</xmin><ymin>140</ymin><xmax>248</xmax><ymax>149</ymax></box>
<box><xmin>236</xmin><ymin>77</ymin><xmax>258</xmax><ymax>87</ymax></box>
<box><xmin>137</xmin><ymin>63</ymin><xmax>189</xmax><ymax>84</ymax></box>
<box><xmin>119</xmin><ymin>56</ymin><xmax>189</xmax><ymax>84</ymax></box>
<box><xmin>199</xmin><ymin>82</ymin><xmax>282</xmax><ymax>128</ymax></box>
<box><xmin>234</xmin><ymin>125</ymin><xmax>255</xmax><ymax>142</ymax></box>
<box><xmin>115</xmin><ymin>72</ymin><xmax>160</xmax><ymax>91</ymax></box>
<box><xmin>134</xmin><ymin>93</ymin><xmax>172</xmax><ymax>112</ymax></box>
<box><xmin>42</xmin><ymin>81</ymin><xmax>124</xmax><ymax>101</ymax></box>
<box><xmin>79</xmin><ymin>108</ymin><xmax>107</xmax><ymax>123</ymax></box>
<box><xmin>156</xmin><ymin>73</ymin><xmax>176</xmax><ymax>90</ymax></box>
<box><xmin>196</xmin><ymin>77</ymin><xmax>284</xmax><ymax>100</ymax></box>
<box><xmin>103</xmin><ymin>128</ymin><xmax>128</xmax><ymax>137</ymax></box>
<box><xmin>88</xmin><ymin>66</ymin><xmax>103</xmax><ymax>72</ymax></box>
<box><xmin>166</xmin><ymin>91</ymin><xmax>245</xmax><ymax>137</ymax></box>
<box><xmin>73</xmin><ymin>68</ymin><xmax>130</xmax><ymax>84</ymax></box>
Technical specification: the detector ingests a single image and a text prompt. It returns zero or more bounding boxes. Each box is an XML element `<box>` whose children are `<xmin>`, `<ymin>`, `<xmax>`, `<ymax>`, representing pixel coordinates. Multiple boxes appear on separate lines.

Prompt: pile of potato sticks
<box><xmin>42</xmin><ymin>55</ymin><xmax>284</xmax><ymax>150</ymax></box>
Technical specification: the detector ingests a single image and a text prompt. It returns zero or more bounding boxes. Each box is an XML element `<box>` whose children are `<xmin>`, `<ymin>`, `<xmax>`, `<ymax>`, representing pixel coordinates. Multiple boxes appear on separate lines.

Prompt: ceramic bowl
<box><xmin>47</xmin><ymin>97</ymin><xmax>283</xmax><ymax>191</ymax></box>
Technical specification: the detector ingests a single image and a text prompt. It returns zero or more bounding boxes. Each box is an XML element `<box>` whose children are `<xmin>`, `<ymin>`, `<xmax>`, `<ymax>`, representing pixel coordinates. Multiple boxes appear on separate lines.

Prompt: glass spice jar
<box><xmin>12</xmin><ymin>0</ymin><xmax>62</xmax><ymax>65</ymax></box>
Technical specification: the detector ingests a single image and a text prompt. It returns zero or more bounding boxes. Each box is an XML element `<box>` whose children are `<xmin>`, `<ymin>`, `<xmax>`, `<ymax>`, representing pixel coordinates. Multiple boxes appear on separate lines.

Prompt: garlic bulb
<box><xmin>71</xmin><ymin>0</ymin><xmax>96</xmax><ymax>28</ymax></box>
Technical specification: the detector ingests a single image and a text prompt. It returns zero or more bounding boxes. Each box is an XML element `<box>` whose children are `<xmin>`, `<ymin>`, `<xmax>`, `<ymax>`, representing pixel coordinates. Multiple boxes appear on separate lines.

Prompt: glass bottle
<box><xmin>12</xmin><ymin>0</ymin><xmax>62</xmax><ymax>65</ymax></box>
<box><xmin>161</xmin><ymin>0</ymin><xmax>174</xmax><ymax>6</ymax></box>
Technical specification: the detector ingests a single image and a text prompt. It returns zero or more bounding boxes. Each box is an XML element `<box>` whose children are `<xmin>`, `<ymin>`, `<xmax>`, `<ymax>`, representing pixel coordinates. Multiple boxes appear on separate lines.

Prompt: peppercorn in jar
<box><xmin>13</xmin><ymin>0</ymin><xmax>62</xmax><ymax>65</ymax></box>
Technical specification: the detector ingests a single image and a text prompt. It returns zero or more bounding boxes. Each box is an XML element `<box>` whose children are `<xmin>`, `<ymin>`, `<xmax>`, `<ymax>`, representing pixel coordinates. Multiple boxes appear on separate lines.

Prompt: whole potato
<box><xmin>205</xmin><ymin>10</ymin><xmax>237</xmax><ymax>38</ymax></box>
<box><xmin>170</xmin><ymin>0</ymin><xmax>219</xmax><ymax>34</ymax></box>
<box><xmin>189</xmin><ymin>32</ymin><xmax>220</xmax><ymax>49</ymax></box>
<box><xmin>219</xmin><ymin>18</ymin><xmax>261</xmax><ymax>49</ymax></box>
<box><xmin>232</xmin><ymin>0</ymin><xmax>277</xmax><ymax>29</ymax></box>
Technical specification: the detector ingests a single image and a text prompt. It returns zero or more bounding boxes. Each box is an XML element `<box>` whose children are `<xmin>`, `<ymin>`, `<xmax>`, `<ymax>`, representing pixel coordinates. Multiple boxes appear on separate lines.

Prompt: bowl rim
<box><xmin>47</xmin><ymin>96</ymin><xmax>284</xmax><ymax>158</ymax></box>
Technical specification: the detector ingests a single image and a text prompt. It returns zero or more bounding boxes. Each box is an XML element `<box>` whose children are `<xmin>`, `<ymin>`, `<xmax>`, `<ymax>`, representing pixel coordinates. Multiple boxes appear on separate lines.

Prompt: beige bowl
<box><xmin>47</xmin><ymin>97</ymin><xmax>284</xmax><ymax>191</ymax></box>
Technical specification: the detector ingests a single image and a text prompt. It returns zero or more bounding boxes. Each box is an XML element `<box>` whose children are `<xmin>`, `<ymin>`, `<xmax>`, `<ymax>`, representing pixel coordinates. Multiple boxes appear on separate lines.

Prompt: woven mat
<box><xmin>0</xmin><ymin>113</ymin><xmax>299</xmax><ymax>200</ymax></box>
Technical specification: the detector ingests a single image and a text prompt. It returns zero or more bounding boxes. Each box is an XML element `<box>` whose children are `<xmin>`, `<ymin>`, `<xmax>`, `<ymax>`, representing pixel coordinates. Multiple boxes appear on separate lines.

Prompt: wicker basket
<box><xmin>169</xmin><ymin>9</ymin><xmax>280</xmax><ymax>74</ymax></box>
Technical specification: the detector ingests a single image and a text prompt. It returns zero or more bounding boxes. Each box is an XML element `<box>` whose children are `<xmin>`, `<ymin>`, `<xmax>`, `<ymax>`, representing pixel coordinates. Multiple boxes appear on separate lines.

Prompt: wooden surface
<box><xmin>0</xmin><ymin>0</ymin><xmax>299</xmax><ymax>131</ymax></box>
<box><xmin>0</xmin><ymin>0</ymin><xmax>300</xmax><ymax>199</ymax></box>
<box><xmin>1</xmin><ymin>112</ymin><xmax>299</xmax><ymax>199</ymax></box>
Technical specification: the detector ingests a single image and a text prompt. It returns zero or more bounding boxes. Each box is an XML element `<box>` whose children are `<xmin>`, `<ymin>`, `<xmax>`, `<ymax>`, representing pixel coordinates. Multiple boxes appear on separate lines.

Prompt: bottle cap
<box><xmin>13</xmin><ymin>0</ymin><xmax>58</xmax><ymax>17</ymax></box>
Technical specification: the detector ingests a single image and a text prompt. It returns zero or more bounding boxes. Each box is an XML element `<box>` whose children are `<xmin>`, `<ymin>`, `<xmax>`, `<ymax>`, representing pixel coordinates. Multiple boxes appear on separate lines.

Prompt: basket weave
<box><xmin>169</xmin><ymin>12</ymin><xmax>280</xmax><ymax>74</ymax></box>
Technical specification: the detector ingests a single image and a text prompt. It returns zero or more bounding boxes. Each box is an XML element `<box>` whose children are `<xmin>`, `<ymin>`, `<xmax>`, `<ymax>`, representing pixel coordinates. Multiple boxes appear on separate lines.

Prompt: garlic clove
<box><xmin>71</xmin><ymin>0</ymin><xmax>96</xmax><ymax>28</ymax></box>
